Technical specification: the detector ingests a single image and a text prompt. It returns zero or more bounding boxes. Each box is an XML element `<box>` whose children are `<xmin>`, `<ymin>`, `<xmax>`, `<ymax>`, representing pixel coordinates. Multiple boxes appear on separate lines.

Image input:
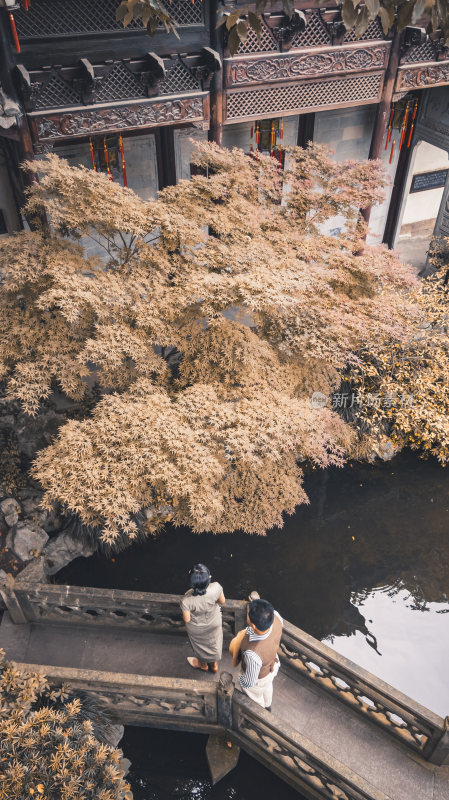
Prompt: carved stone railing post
<box><xmin>0</xmin><ymin>574</ymin><xmax>28</xmax><ymax>624</ymax></box>
<box><xmin>428</xmin><ymin>716</ymin><xmax>449</xmax><ymax>765</ymax></box>
<box><xmin>217</xmin><ymin>671</ymin><xmax>234</xmax><ymax>729</ymax></box>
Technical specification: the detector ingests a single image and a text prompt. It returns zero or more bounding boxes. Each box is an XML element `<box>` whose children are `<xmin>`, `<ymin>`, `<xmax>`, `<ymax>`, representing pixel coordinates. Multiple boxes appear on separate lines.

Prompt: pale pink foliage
<box><xmin>0</xmin><ymin>143</ymin><xmax>418</xmax><ymax>539</ymax></box>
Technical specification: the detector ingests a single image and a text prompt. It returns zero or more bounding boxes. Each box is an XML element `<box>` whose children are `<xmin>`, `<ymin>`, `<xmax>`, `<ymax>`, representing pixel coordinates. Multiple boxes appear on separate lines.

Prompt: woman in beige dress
<box><xmin>180</xmin><ymin>564</ymin><xmax>225</xmax><ymax>673</ymax></box>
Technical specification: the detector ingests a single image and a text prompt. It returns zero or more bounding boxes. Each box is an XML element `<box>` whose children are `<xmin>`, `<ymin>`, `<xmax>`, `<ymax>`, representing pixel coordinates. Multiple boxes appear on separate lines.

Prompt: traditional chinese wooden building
<box><xmin>1</xmin><ymin>0</ymin><xmax>449</xmax><ymax>263</ymax></box>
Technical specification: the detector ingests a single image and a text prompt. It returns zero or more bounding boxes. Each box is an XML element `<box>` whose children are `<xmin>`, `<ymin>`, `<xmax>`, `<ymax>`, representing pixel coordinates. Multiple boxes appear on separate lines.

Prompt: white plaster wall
<box><xmin>52</xmin><ymin>136</ymin><xmax>158</xmax><ymax>260</ymax></box>
<box><xmin>173</xmin><ymin>126</ymin><xmax>207</xmax><ymax>181</ymax></box>
<box><xmin>222</xmin><ymin>115</ymin><xmax>299</xmax><ymax>152</ymax></box>
<box><xmin>314</xmin><ymin>106</ymin><xmax>375</xmax><ymax>162</ymax></box>
<box><xmin>401</xmin><ymin>141</ymin><xmax>449</xmax><ymax>226</ymax></box>
<box><xmin>124</xmin><ymin>133</ymin><xmax>158</xmax><ymax>200</ymax></box>
<box><xmin>314</xmin><ymin>105</ymin><xmax>401</xmax><ymax>245</ymax></box>
<box><xmin>55</xmin><ymin>134</ymin><xmax>158</xmax><ymax>200</ymax></box>
<box><xmin>0</xmin><ymin>162</ymin><xmax>20</xmax><ymax>235</ymax></box>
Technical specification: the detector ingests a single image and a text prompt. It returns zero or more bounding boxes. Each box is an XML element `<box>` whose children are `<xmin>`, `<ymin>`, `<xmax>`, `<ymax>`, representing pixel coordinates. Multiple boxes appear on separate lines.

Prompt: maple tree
<box><xmin>345</xmin><ymin>239</ymin><xmax>449</xmax><ymax>464</ymax></box>
<box><xmin>0</xmin><ymin>650</ymin><xmax>132</xmax><ymax>800</ymax></box>
<box><xmin>0</xmin><ymin>143</ymin><xmax>420</xmax><ymax>545</ymax></box>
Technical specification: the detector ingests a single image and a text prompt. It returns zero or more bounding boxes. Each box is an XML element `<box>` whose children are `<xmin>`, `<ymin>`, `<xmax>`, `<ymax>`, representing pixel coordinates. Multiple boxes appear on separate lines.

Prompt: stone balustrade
<box><xmin>2</xmin><ymin>579</ymin><xmax>448</xmax><ymax>767</ymax></box>
<box><xmin>12</xmin><ymin>661</ymin><xmax>391</xmax><ymax>800</ymax></box>
<box><xmin>232</xmin><ymin>693</ymin><xmax>389</xmax><ymax>800</ymax></box>
<box><xmin>279</xmin><ymin>620</ymin><xmax>448</xmax><ymax>763</ymax></box>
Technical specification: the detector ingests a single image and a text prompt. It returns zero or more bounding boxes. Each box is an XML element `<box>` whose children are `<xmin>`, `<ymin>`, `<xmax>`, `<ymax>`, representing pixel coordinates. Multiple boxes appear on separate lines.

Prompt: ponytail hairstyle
<box><xmin>189</xmin><ymin>563</ymin><xmax>211</xmax><ymax>596</ymax></box>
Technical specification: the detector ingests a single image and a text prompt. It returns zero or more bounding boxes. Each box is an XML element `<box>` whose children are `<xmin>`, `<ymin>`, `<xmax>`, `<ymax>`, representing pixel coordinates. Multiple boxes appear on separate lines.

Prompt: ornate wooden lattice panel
<box><xmin>343</xmin><ymin>18</ymin><xmax>384</xmax><ymax>42</ymax></box>
<box><xmin>14</xmin><ymin>0</ymin><xmax>203</xmax><ymax>39</ymax></box>
<box><xmin>158</xmin><ymin>61</ymin><xmax>201</xmax><ymax>95</ymax></box>
<box><xmin>401</xmin><ymin>40</ymin><xmax>439</xmax><ymax>63</ymax></box>
<box><xmin>289</xmin><ymin>10</ymin><xmax>331</xmax><ymax>47</ymax></box>
<box><xmin>26</xmin><ymin>59</ymin><xmax>203</xmax><ymax>112</ymax></box>
<box><xmin>33</xmin><ymin>72</ymin><xmax>82</xmax><ymax>109</ymax></box>
<box><xmin>95</xmin><ymin>62</ymin><xmax>146</xmax><ymax>103</ymax></box>
<box><xmin>237</xmin><ymin>19</ymin><xmax>278</xmax><ymax>54</ymax></box>
<box><xmin>225</xmin><ymin>72</ymin><xmax>383</xmax><ymax>121</ymax></box>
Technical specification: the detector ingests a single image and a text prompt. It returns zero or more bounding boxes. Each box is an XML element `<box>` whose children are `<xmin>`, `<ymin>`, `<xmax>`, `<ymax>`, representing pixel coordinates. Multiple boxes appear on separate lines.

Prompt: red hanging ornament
<box><xmin>278</xmin><ymin>117</ymin><xmax>284</xmax><ymax>166</ymax></box>
<box><xmin>103</xmin><ymin>137</ymin><xmax>113</xmax><ymax>181</ymax></box>
<box><xmin>255</xmin><ymin>121</ymin><xmax>260</xmax><ymax>153</ymax></box>
<box><xmin>407</xmin><ymin>100</ymin><xmax>418</xmax><ymax>149</ymax></box>
<box><xmin>119</xmin><ymin>134</ymin><xmax>128</xmax><ymax>187</ymax></box>
<box><xmin>270</xmin><ymin>120</ymin><xmax>275</xmax><ymax>158</ymax></box>
<box><xmin>89</xmin><ymin>138</ymin><xmax>97</xmax><ymax>171</ymax></box>
<box><xmin>399</xmin><ymin>101</ymin><xmax>410</xmax><ymax>151</ymax></box>
<box><xmin>389</xmin><ymin>138</ymin><xmax>396</xmax><ymax>165</ymax></box>
<box><xmin>385</xmin><ymin>103</ymin><xmax>394</xmax><ymax>150</ymax></box>
<box><xmin>9</xmin><ymin>13</ymin><xmax>20</xmax><ymax>53</ymax></box>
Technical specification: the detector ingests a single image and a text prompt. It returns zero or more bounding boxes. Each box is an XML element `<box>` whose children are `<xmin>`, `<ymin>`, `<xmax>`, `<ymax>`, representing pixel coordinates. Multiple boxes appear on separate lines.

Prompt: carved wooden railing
<box><xmin>13</xmin><ymin>663</ymin><xmax>388</xmax><ymax>800</ymax></box>
<box><xmin>3</xmin><ymin>579</ymin><xmax>449</xmax><ymax>765</ymax></box>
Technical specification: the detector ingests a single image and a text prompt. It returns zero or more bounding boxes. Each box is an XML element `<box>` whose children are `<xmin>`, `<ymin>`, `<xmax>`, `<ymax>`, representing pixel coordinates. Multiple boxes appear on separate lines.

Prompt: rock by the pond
<box><xmin>0</xmin><ymin>498</ymin><xmax>21</xmax><ymax>527</ymax></box>
<box><xmin>15</xmin><ymin>554</ymin><xmax>47</xmax><ymax>584</ymax></box>
<box><xmin>367</xmin><ymin>437</ymin><xmax>399</xmax><ymax>464</ymax></box>
<box><xmin>8</xmin><ymin>521</ymin><xmax>49</xmax><ymax>562</ymax></box>
<box><xmin>21</xmin><ymin>495</ymin><xmax>42</xmax><ymax>515</ymax></box>
<box><xmin>43</xmin><ymin>530</ymin><xmax>96</xmax><ymax>575</ymax></box>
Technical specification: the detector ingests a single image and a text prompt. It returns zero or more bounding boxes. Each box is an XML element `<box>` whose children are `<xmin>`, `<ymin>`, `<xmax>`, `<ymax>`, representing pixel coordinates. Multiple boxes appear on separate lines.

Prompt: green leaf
<box><xmin>123</xmin><ymin>8</ymin><xmax>134</xmax><ymax>27</ymax></box>
<box><xmin>226</xmin><ymin>10</ymin><xmax>242</xmax><ymax>30</ymax></box>
<box><xmin>255</xmin><ymin>0</ymin><xmax>267</xmax><ymax>15</ymax></box>
<box><xmin>378</xmin><ymin>4</ymin><xmax>393</xmax><ymax>33</ymax></box>
<box><xmin>364</xmin><ymin>0</ymin><xmax>380</xmax><ymax>20</ymax></box>
<box><xmin>147</xmin><ymin>15</ymin><xmax>159</xmax><ymax>34</ymax></box>
<box><xmin>216</xmin><ymin>13</ymin><xmax>228</xmax><ymax>28</ymax></box>
<box><xmin>342</xmin><ymin>0</ymin><xmax>357</xmax><ymax>29</ymax></box>
<box><xmin>397</xmin><ymin>0</ymin><xmax>416</xmax><ymax>29</ymax></box>
<box><xmin>142</xmin><ymin>5</ymin><xmax>152</xmax><ymax>25</ymax></box>
<box><xmin>411</xmin><ymin>0</ymin><xmax>427</xmax><ymax>22</ymax></box>
<box><xmin>237</xmin><ymin>20</ymin><xmax>249</xmax><ymax>41</ymax></box>
<box><xmin>355</xmin><ymin>5</ymin><xmax>370</xmax><ymax>36</ymax></box>
<box><xmin>283</xmin><ymin>0</ymin><xmax>294</xmax><ymax>18</ymax></box>
<box><xmin>228</xmin><ymin>25</ymin><xmax>241</xmax><ymax>55</ymax></box>
<box><xmin>247</xmin><ymin>10</ymin><xmax>262</xmax><ymax>38</ymax></box>
<box><xmin>116</xmin><ymin>2</ymin><xmax>129</xmax><ymax>21</ymax></box>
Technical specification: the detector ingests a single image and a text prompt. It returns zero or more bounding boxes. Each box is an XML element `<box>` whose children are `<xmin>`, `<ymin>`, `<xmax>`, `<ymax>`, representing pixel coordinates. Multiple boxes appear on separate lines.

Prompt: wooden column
<box><xmin>361</xmin><ymin>27</ymin><xmax>402</xmax><ymax>227</ymax></box>
<box><xmin>382</xmin><ymin>110</ymin><xmax>417</xmax><ymax>247</ymax></box>
<box><xmin>297</xmin><ymin>113</ymin><xmax>315</xmax><ymax>148</ymax></box>
<box><xmin>155</xmin><ymin>126</ymin><xmax>177</xmax><ymax>189</ymax></box>
<box><xmin>208</xmin><ymin>0</ymin><xmax>223</xmax><ymax>145</ymax></box>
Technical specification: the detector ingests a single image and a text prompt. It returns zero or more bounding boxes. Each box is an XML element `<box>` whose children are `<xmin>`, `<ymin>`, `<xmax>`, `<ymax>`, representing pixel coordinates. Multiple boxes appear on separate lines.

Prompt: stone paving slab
<box><xmin>1</xmin><ymin>614</ymin><xmax>448</xmax><ymax>800</ymax></box>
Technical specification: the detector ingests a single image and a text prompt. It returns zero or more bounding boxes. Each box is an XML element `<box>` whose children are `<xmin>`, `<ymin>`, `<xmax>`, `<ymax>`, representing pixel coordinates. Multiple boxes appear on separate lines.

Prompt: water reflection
<box><xmin>58</xmin><ymin>450</ymin><xmax>449</xmax><ymax>714</ymax></box>
<box><xmin>326</xmin><ymin>586</ymin><xmax>449</xmax><ymax>715</ymax></box>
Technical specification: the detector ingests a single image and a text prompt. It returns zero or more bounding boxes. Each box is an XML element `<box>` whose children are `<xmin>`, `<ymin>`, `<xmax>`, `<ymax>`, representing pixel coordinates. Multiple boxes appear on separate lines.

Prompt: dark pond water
<box><xmin>58</xmin><ymin>449</ymin><xmax>449</xmax><ymax>795</ymax></box>
<box><xmin>123</xmin><ymin>727</ymin><xmax>304</xmax><ymax>800</ymax></box>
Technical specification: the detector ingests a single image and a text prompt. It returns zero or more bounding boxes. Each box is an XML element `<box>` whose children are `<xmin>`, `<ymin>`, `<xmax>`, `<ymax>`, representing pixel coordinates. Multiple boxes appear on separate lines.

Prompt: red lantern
<box><xmin>119</xmin><ymin>134</ymin><xmax>128</xmax><ymax>187</ymax></box>
<box><xmin>103</xmin><ymin>138</ymin><xmax>113</xmax><ymax>181</ymax></box>
<box><xmin>9</xmin><ymin>13</ymin><xmax>20</xmax><ymax>53</ymax></box>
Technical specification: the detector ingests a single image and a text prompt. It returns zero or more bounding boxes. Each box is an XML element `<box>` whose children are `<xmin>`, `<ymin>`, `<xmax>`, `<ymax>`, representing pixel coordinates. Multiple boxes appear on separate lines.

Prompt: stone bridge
<box><xmin>1</xmin><ymin>579</ymin><xmax>449</xmax><ymax>800</ymax></box>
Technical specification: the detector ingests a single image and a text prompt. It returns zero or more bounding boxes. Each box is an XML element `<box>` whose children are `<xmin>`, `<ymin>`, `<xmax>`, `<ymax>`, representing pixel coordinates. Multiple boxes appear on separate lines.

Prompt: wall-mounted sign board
<box><xmin>410</xmin><ymin>169</ymin><xmax>449</xmax><ymax>193</ymax></box>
